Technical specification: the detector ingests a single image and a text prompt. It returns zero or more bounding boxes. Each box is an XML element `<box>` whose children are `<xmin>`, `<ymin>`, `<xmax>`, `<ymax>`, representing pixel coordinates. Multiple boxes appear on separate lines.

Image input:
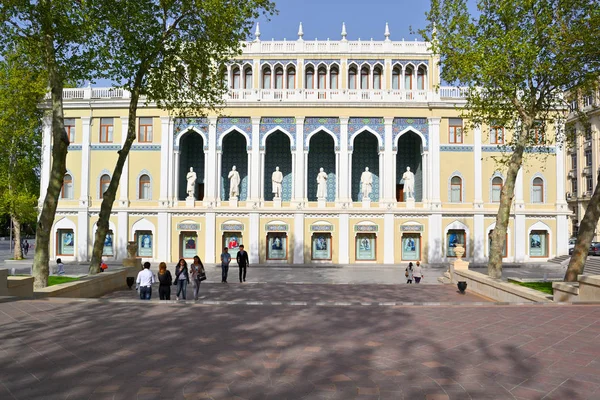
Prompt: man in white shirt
<box><xmin>136</xmin><ymin>262</ymin><xmax>155</xmax><ymax>300</ymax></box>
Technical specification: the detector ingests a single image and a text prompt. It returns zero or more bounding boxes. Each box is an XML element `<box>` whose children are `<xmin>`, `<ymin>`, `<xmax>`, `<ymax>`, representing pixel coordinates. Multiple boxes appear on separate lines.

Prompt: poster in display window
<box><xmin>103</xmin><ymin>231</ymin><xmax>114</xmax><ymax>256</ymax></box>
<box><xmin>446</xmin><ymin>230</ymin><xmax>465</xmax><ymax>257</ymax></box>
<box><xmin>402</xmin><ymin>234</ymin><xmax>420</xmax><ymax>261</ymax></box>
<box><xmin>223</xmin><ymin>232</ymin><xmax>242</xmax><ymax>260</ymax></box>
<box><xmin>267</xmin><ymin>234</ymin><xmax>287</xmax><ymax>260</ymax></box>
<box><xmin>356</xmin><ymin>234</ymin><xmax>376</xmax><ymax>260</ymax></box>
<box><xmin>529</xmin><ymin>231</ymin><xmax>547</xmax><ymax>257</ymax></box>
<box><xmin>137</xmin><ymin>232</ymin><xmax>153</xmax><ymax>257</ymax></box>
<box><xmin>58</xmin><ymin>230</ymin><xmax>75</xmax><ymax>255</ymax></box>
<box><xmin>181</xmin><ymin>233</ymin><xmax>198</xmax><ymax>259</ymax></box>
<box><xmin>312</xmin><ymin>234</ymin><xmax>332</xmax><ymax>260</ymax></box>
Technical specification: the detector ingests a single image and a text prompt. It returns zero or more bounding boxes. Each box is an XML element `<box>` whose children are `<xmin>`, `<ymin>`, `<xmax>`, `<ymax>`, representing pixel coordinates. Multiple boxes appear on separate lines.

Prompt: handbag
<box><xmin>405</xmin><ymin>270</ymin><xmax>409</xmax><ymax>277</ymax></box>
<box><xmin>198</xmin><ymin>272</ymin><xmax>207</xmax><ymax>281</ymax></box>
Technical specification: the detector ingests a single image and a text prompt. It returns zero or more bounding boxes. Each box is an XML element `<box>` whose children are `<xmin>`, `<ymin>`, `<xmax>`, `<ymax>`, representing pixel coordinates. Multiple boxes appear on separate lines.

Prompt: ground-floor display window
<box><xmin>446</xmin><ymin>229</ymin><xmax>466</xmax><ymax>257</ymax></box>
<box><xmin>181</xmin><ymin>232</ymin><xmax>198</xmax><ymax>259</ymax></box>
<box><xmin>267</xmin><ymin>233</ymin><xmax>287</xmax><ymax>260</ymax></box>
<box><xmin>402</xmin><ymin>233</ymin><xmax>420</xmax><ymax>261</ymax></box>
<box><xmin>136</xmin><ymin>231</ymin><xmax>153</xmax><ymax>257</ymax></box>
<box><xmin>529</xmin><ymin>230</ymin><xmax>548</xmax><ymax>257</ymax></box>
<box><xmin>223</xmin><ymin>232</ymin><xmax>242</xmax><ymax>260</ymax></box>
<box><xmin>311</xmin><ymin>233</ymin><xmax>332</xmax><ymax>260</ymax></box>
<box><xmin>356</xmin><ymin>233</ymin><xmax>376</xmax><ymax>261</ymax></box>
<box><xmin>488</xmin><ymin>230</ymin><xmax>507</xmax><ymax>258</ymax></box>
<box><xmin>103</xmin><ymin>230</ymin><xmax>114</xmax><ymax>256</ymax></box>
<box><xmin>57</xmin><ymin>229</ymin><xmax>75</xmax><ymax>256</ymax></box>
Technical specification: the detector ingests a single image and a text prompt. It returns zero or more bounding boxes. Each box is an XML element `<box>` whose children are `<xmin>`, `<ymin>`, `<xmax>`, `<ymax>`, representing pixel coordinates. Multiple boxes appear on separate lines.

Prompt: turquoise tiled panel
<box><xmin>221</xmin><ymin>131</ymin><xmax>248</xmax><ymax>201</ymax></box>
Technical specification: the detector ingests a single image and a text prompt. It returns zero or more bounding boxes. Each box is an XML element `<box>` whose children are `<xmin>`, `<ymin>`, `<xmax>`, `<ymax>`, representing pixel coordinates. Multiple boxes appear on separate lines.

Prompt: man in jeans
<box><xmin>136</xmin><ymin>262</ymin><xmax>155</xmax><ymax>300</ymax></box>
<box><xmin>221</xmin><ymin>247</ymin><xmax>231</xmax><ymax>283</ymax></box>
<box><xmin>236</xmin><ymin>244</ymin><xmax>249</xmax><ymax>283</ymax></box>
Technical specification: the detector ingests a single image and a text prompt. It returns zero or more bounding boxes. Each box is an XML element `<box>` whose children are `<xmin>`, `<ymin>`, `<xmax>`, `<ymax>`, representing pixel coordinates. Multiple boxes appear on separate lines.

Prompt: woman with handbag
<box><xmin>405</xmin><ymin>262</ymin><xmax>414</xmax><ymax>284</ymax></box>
<box><xmin>190</xmin><ymin>255</ymin><xmax>206</xmax><ymax>301</ymax></box>
<box><xmin>157</xmin><ymin>262</ymin><xmax>173</xmax><ymax>300</ymax></box>
<box><xmin>175</xmin><ymin>258</ymin><xmax>189</xmax><ymax>300</ymax></box>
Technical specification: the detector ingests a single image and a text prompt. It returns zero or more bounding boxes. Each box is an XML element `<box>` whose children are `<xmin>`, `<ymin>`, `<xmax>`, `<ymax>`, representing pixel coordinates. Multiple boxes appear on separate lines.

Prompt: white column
<box><xmin>473</xmin><ymin>214</ymin><xmax>485</xmax><ymax>263</ymax></box>
<box><xmin>159</xmin><ymin>116</ymin><xmax>170</xmax><ymax>205</ymax></box>
<box><xmin>249</xmin><ymin>212</ymin><xmax>259</xmax><ymax>264</ymax></box>
<box><xmin>117</xmin><ymin>211</ymin><xmax>128</xmax><ymax>261</ymax></box>
<box><xmin>339</xmin><ymin>213</ymin><xmax>350</xmax><ymax>264</ymax></box>
<box><xmin>166</xmin><ymin>212</ymin><xmax>173</xmax><ymax>262</ymax></box>
<box><xmin>167</xmin><ymin>119</ymin><xmax>175</xmax><ymax>204</ymax></box>
<box><xmin>335</xmin><ymin>152</ymin><xmax>340</xmax><ymax>200</ymax></box>
<box><xmin>259</xmin><ymin>151</ymin><xmax>266</xmax><ymax>201</ymax></box>
<box><xmin>216</xmin><ymin>152</ymin><xmax>222</xmax><ymax>203</ymax></box>
<box><xmin>206</xmin><ymin>117</ymin><xmax>218</xmax><ymax>202</ymax></box>
<box><xmin>79</xmin><ymin>117</ymin><xmax>91</xmax><ymax>206</ymax></box>
<box><xmin>383</xmin><ymin>213</ymin><xmax>394</xmax><ymax>264</ymax></box>
<box><xmin>39</xmin><ymin>115</ymin><xmax>52</xmax><ymax>207</ymax></box>
<box><xmin>293</xmin><ymin>117</ymin><xmax>305</xmax><ymax>203</ymax></box>
<box><xmin>474</xmin><ymin>125</ymin><xmax>483</xmax><ymax>208</ymax></box>
<box><xmin>515</xmin><ymin>214</ymin><xmax>526</xmax><ymax>262</ymax></box>
<box><xmin>205</xmin><ymin>212</ymin><xmax>216</xmax><ymax>263</ymax></box>
<box><xmin>173</xmin><ymin>151</ymin><xmax>180</xmax><ymax>204</ymax></box>
<box><xmin>157</xmin><ymin>212</ymin><xmax>168</xmax><ymax>261</ymax></box>
<box><xmin>556</xmin><ymin>127</ymin><xmax>567</xmax><ymax>209</ymax></box>
<box><xmin>303</xmin><ymin>151</ymin><xmax>309</xmax><ymax>199</ymax></box>
<box><xmin>249</xmin><ymin>117</ymin><xmax>261</xmax><ymax>201</ymax></box>
<box><xmin>428</xmin><ymin>117</ymin><xmax>441</xmax><ymax>208</ymax></box>
<box><xmin>119</xmin><ymin>117</ymin><xmax>129</xmax><ymax>205</ymax></box>
<box><xmin>339</xmin><ymin>117</ymin><xmax>351</xmax><ymax>203</ymax></box>
<box><xmin>422</xmin><ymin>151</ymin><xmax>429</xmax><ymax>205</ymax></box>
<box><xmin>428</xmin><ymin>214</ymin><xmax>443</xmax><ymax>263</ymax></box>
<box><xmin>293</xmin><ymin>212</ymin><xmax>305</xmax><ymax>264</ymax></box>
<box><xmin>378</xmin><ymin>152</ymin><xmax>384</xmax><ymax>201</ymax></box>
<box><xmin>382</xmin><ymin>117</ymin><xmax>394</xmax><ymax>204</ymax></box>
<box><xmin>77</xmin><ymin>211</ymin><xmax>88</xmax><ymax>262</ymax></box>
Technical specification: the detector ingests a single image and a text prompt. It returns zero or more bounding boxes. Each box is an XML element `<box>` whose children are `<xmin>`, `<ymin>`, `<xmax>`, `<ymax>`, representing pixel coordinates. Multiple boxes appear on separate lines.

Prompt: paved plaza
<box><xmin>2</xmin><ymin>283</ymin><xmax>600</xmax><ymax>400</ymax></box>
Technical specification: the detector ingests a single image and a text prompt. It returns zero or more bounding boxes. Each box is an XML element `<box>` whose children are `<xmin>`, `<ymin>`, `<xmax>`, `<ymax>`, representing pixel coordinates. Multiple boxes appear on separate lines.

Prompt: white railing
<box><xmin>92</xmin><ymin>88</ymin><xmax>124</xmax><ymax>98</ymax></box>
<box><xmin>440</xmin><ymin>87</ymin><xmax>469</xmax><ymax>99</ymax></box>
<box><xmin>241</xmin><ymin>39</ymin><xmax>431</xmax><ymax>55</ymax></box>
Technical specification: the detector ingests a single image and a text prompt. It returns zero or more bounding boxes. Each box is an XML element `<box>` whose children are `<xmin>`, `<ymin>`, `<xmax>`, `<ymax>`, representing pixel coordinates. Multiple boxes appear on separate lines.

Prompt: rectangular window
<box><xmin>267</xmin><ymin>233</ymin><xmax>287</xmax><ymax>261</ymax></box>
<box><xmin>585</xmin><ymin>126</ymin><xmax>592</xmax><ymax>141</ymax></box>
<box><xmin>587</xmin><ymin>175</ymin><xmax>593</xmax><ymax>193</ymax></box>
<box><xmin>392</xmin><ymin>74</ymin><xmax>399</xmax><ymax>90</ymax></box>
<box><xmin>492</xmin><ymin>183</ymin><xmax>502</xmax><ymax>203</ymax></box>
<box><xmin>100</xmin><ymin>118</ymin><xmax>114</xmax><ymax>143</ymax></box>
<box><xmin>571</xmin><ymin>153</ymin><xmax>577</xmax><ymax>169</ymax></box>
<box><xmin>586</xmin><ymin>150</ymin><xmax>592</xmax><ymax>166</ymax></box>
<box><xmin>181</xmin><ymin>232</ymin><xmax>198</xmax><ymax>259</ymax></box>
<box><xmin>138</xmin><ymin>117</ymin><xmax>153</xmax><ymax>143</ymax></box>
<box><xmin>356</xmin><ymin>233</ymin><xmax>376</xmax><ymax>261</ymax></box>
<box><xmin>529</xmin><ymin>231</ymin><xmax>548</xmax><ymax>257</ymax></box>
<box><xmin>136</xmin><ymin>231</ymin><xmax>153</xmax><ymax>257</ymax></box>
<box><xmin>57</xmin><ymin>229</ymin><xmax>75</xmax><ymax>256</ymax></box>
<box><xmin>401</xmin><ymin>234</ymin><xmax>421</xmax><ymax>261</ymax></box>
<box><xmin>447</xmin><ymin>230</ymin><xmax>465</xmax><ymax>257</ymax></box>
<box><xmin>490</xmin><ymin>126</ymin><xmax>504</xmax><ymax>144</ymax></box>
<box><xmin>570</xmin><ymin>97</ymin><xmax>578</xmax><ymax>111</ymax></box>
<box><xmin>583</xmin><ymin>93</ymin><xmax>594</xmax><ymax>108</ymax></box>
<box><xmin>449</xmin><ymin>118</ymin><xmax>463</xmax><ymax>143</ymax></box>
<box><xmin>103</xmin><ymin>231</ymin><xmax>114</xmax><ymax>256</ymax></box>
<box><xmin>65</xmin><ymin>118</ymin><xmax>75</xmax><ymax>143</ymax></box>
<box><xmin>572</xmin><ymin>178</ymin><xmax>578</xmax><ymax>195</ymax></box>
<box><xmin>223</xmin><ymin>232</ymin><xmax>242</xmax><ymax>260</ymax></box>
<box><xmin>311</xmin><ymin>233</ymin><xmax>332</xmax><ymax>260</ymax></box>
<box><xmin>286</xmin><ymin>72</ymin><xmax>295</xmax><ymax>89</ymax></box>
<box><xmin>531</xmin><ymin>121</ymin><xmax>544</xmax><ymax>144</ymax></box>
<box><xmin>532</xmin><ymin>183</ymin><xmax>543</xmax><ymax>203</ymax></box>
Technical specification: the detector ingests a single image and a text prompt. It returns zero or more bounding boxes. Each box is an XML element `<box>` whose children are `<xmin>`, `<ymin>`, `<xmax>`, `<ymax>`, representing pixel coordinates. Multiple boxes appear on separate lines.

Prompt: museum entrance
<box><xmin>179</xmin><ymin>131</ymin><xmax>205</xmax><ymax>200</ymax></box>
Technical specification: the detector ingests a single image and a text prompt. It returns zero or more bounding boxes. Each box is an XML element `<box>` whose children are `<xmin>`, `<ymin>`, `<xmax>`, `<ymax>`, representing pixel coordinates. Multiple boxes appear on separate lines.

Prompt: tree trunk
<box><xmin>564</xmin><ymin>169</ymin><xmax>600</xmax><ymax>281</ymax></box>
<box><xmin>89</xmin><ymin>73</ymin><xmax>144</xmax><ymax>273</ymax></box>
<box><xmin>12</xmin><ymin>215</ymin><xmax>22</xmax><ymax>260</ymax></box>
<box><xmin>33</xmin><ymin>9</ymin><xmax>69</xmax><ymax>289</ymax></box>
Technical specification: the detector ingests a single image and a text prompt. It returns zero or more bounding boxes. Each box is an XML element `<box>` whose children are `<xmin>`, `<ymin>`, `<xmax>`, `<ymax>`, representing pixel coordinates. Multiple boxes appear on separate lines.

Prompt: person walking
<box><xmin>136</xmin><ymin>262</ymin><xmax>155</xmax><ymax>300</ymax></box>
<box><xmin>157</xmin><ymin>262</ymin><xmax>173</xmax><ymax>300</ymax></box>
<box><xmin>175</xmin><ymin>258</ymin><xmax>189</xmax><ymax>300</ymax></box>
<box><xmin>413</xmin><ymin>261</ymin><xmax>424</xmax><ymax>284</ymax></box>
<box><xmin>24</xmin><ymin>240</ymin><xmax>29</xmax><ymax>256</ymax></box>
<box><xmin>190</xmin><ymin>255</ymin><xmax>205</xmax><ymax>301</ymax></box>
<box><xmin>236</xmin><ymin>244</ymin><xmax>249</xmax><ymax>283</ymax></box>
<box><xmin>405</xmin><ymin>262</ymin><xmax>414</xmax><ymax>284</ymax></box>
<box><xmin>221</xmin><ymin>247</ymin><xmax>231</xmax><ymax>283</ymax></box>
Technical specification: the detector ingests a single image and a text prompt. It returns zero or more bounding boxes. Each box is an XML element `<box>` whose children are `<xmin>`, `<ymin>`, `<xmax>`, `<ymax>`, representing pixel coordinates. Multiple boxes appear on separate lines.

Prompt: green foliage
<box><xmin>510</xmin><ymin>281</ymin><xmax>554</xmax><ymax>295</ymax></box>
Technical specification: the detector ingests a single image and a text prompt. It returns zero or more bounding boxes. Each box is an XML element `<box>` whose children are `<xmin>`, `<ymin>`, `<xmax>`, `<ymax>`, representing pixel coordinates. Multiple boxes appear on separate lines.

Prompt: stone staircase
<box><xmin>584</xmin><ymin>257</ymin><xmax>600</xmax><ymax>275</ymax></box>
<box><xmin>437</xmin><ymin>269</ymin><xmax>452</xmax><ymax>284</ymax></box>
<box><xmin>548</xmin><ymin>255</ymin><xmax>569</xmax><ymax>265</ymax></box>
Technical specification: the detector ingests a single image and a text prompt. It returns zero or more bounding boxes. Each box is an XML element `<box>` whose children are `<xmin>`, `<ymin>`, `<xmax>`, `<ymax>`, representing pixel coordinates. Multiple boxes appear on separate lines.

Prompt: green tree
<box><xmin>422</xmin><ymin>0</ymin><xmax>600</xmax><ymax>278</ymax></box>
<box><xmin>0</xmin><ymin>55</ymin><xmax>45</xmax><ymax>260</ymax></box>
<box><xmin>0</xmin><ymin>1</ymin><xmax>107</xmax><ymax>287</ymax></box>
<box><xmin>88</xmin><ymin>0</ymin><xmax>276</xmax><ymax>273</ymax></box>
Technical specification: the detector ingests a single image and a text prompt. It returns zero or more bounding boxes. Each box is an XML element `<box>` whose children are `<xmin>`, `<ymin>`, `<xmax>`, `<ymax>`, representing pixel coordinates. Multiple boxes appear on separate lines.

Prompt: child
<box><xmin>220</xmin><ymin>247</ymin><xmax>231</xmax><ymax>283</ymax></box>
<box><xmin>56</xmin><ymin>258</ymin><xmax>65</xmax><ymax>275</ymax></box>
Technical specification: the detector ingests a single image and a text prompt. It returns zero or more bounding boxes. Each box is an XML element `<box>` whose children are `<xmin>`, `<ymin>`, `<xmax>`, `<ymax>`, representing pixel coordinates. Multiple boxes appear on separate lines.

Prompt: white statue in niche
<box><xmin>272</xmin><ymin>166</ymin><xmax>283</xmax><ymax>199</ymax></box>
<box><xmin>228</xmin><ymin>166</ymin><xmax>240</xmax><ymax>199</ymax></box>
<box><xmin>360</xmin><ymin>167</ymin><xmax>372</xmax><ymax>200</ymax></box>
<box><xmin>402</xmin><ymin>166</ymin><xmax>415</xmax><ymax>200</ymax></box>
<box><xmin>316</xmin><ymin>167</ymin><xmax>328</xmax><ymax>200</ymax></box>
<box><xmin>186</xmin><ymin>167</ymin><xmax>197</xmax><ymax>198</ymax></box>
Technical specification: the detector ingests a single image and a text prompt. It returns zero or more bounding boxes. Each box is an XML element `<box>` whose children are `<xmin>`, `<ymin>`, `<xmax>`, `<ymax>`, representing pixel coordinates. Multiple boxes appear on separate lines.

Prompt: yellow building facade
<box><xmin>44</xmin><ymin>33</ymin><xmax>570</xmax><ymax>265</ymax></box>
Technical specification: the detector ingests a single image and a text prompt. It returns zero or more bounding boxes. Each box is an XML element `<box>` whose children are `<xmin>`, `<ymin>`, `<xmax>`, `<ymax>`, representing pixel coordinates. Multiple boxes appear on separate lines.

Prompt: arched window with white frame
<box><xmin>261</xmin><ymin>66</ymin><xmax>271</xmax><ymax>89</ymax></box>
<box><xmin>404</xmin><ymin>65</ymin><xmax>413</xmax><ymax>90</ymax></box>
<box><xmin>139</xmin><ymin>174</ymin><xmax>151</xmax><ymax>200</ymax></box>
<box><xmin>231</xmin><ymin>66</ymin><xmax>241</xmax><ymax>89</ymax></box>
<box><xmin>373</xmin><ymin>65</ymin><xmax>382</xmax><ymax>90</ymax></box>
<box><xmin>360</xmin><ymin>66</ymin><xmax>369</xmax><ymax>89</ymax></box>
<box><xmin>348</xmin><ymin>65</ymin><xmax>357</xmax><ymax>90</ymax></box>
<box><xmin>99</xmin><ymin>174</ymin><xmax>110</xmax><ymax>199</ymax></box>
<box><xmin>417</xmin><ymin>66</ymin><xmax>426</xmax><ymax>90</ymax></box>
<box><xmin>317</xmin><ymin>66</ymin><xmax>327</xmax><ymax>89</ymax></box>
<box><xmin>531</xmin><ymin>176</ymin><xmax>544</xmax><ymax>203</ymax></box>
<box><xmin>491</xmin><ymin>176</ymin><xmax>503</xmax><ymax>203</ymax></box>
<box><xmin>62</xmin><ymin>173</ymin><xmax>73</xmax><ymax>199</ymax></box>
<box><xmin>243</xmin><ymin>66</ymin><xmax>252</xmax><ymax>89</ymax></box>
<box><xmin>330</xmin><ymin>65</ymin><xmax>338</xmax><ymax>89</ymax></box>
<box><xmin>392</xmin><ymin>66</ymin><xmax>401</xmax><ymax>90</ymax></box>
<box><xmin>305</xmin><ymin>65</ymin><xmax>314</xmax><ymax>89</ymax></box>
<box><xmin>450</xmin><ymin>175</ymin><xmax>463</xmax><ymax>203</ymax></box>
<box><xmin>274</xmin><ymin>66</ymin><xmax>283</xmax><ymax>89</ymax></box>
<box><xmin>286</xmin><ymin>66</ymin><xmax>295</xmax><ymax>89</ymax></box>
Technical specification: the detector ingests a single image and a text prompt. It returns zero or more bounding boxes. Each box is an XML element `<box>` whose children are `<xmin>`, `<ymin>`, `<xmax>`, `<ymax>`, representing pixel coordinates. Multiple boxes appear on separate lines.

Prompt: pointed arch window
<box><xmin>274</xmin><ymin>66</ymin><xmax>283</xmax><ymax>89</ymax></box>
<box><xmin>492</xmin><ymin>177</ymin><xmax>503</xmax><ymax>203</ymax></box>
<box><xmin>417</xmin><ymin>66</ymin><xmax>426</xmax><ymax>90</ymax></box>
<box><xmin>305</xmin><ymin>66</ymin><xmax>314</xmax><ymax>89</ymax></box>
<box><xmin>330</xmin><ymin>66</ymin><xmax>338</xmax><ymax>89</ymax></box>
<box><xmin>62</xmin><ymin>174</ymin><xmax>73</xmax><ymax>199</ymax></box>
<box><xmin>100</xmin><ymin>174</ymin><xmax>110</xmax><ymax>199</ymax></box>
<box><xmin>244</xmin><ymin>67</ymin><xmax>252</xmax><ymax>89</ymax></box>
<box><xmin>262</xmin><ymin>66</ymin><xmax>271</xmax><ymax>89</ymax></box>
<box><xmin>360</xmin><ymin>66</ymin><xmax>369</xmax><ymax>89</ymax></box>
<box><xmin>317</xmin><ymin>67</ymin><xmax>326</xmax><ymax>89</ymax></box>
<box><xmin>404</xmin><ymin>66</ymin><xmax>413</xmax><ymax>90</ymax></box>
<box><xmin>286</xmin><ymin>66</ymin><xmax>295</xmax><ymax>89</ymax></box>
<box><xmin>373</xmin><ymin>66</ymin><xmax>382</xmax><ymax>90</ymax></box>
<box><xmin>348</xmin><ymin>66</ymin><xmax>357</xmax><ymax>90</ymax></box>
<box><xmin>532</xmin><ymin>177</ymin><xmax>544</xmax><ymax>203</ymax></box>
<box><xmin>450</xmin><ymin>176</ymin><xmax>462</xmax><ymax>202</ymax></box>
<box><xmin>232</xmin><ymin>67</ymin><xmax>241</xmax><ymax>89</ymax></box>
<box><xmin>139</xmin><ymin>174</ymin><xmax>151</xmax><ymax>200</ymax></box>
<box><xmin>392</xmin><ymin>66</ymin><xmax>401</xmax><ymax>90</ymax></box>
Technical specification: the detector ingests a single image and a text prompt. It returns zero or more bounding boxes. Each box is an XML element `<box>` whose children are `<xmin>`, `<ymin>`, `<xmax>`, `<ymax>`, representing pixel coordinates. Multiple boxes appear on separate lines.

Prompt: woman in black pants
<box><xmin>157</xmin><ymin>262</ymin><xmax>172</xmax><ymax>300</ymax></box>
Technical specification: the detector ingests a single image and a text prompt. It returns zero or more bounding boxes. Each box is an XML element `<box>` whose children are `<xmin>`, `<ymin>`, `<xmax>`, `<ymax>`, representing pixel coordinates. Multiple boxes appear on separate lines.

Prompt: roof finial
<box><xmin>254</xmin><ymin>22</ymin><xmax>261</xmax><ymax>41</ymax></box>
<box><xmin>341</xmin><ymin>22</ymin><xmax>347</xmax><ymax>41</ymax></box>
<box><xmin>384</xmin><ymin>22</ymin><xmax>391</xmax><ymax>41</ymax></box>
<box><xmin>298</xmin><ymin>22</ymin><xmax>304</xmax><ymax>40</ymax></box>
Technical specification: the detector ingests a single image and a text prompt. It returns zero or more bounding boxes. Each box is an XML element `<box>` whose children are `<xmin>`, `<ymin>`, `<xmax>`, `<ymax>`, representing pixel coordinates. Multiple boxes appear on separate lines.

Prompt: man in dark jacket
<box><xmin>236</xmin><ymin>244</ymin><xmax>249</xmax><ymax>283</ymax></box>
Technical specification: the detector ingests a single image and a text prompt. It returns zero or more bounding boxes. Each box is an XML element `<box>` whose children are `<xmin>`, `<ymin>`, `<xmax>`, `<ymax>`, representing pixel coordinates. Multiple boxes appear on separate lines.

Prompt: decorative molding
<box><xmin>354</xmin><ymin>225</ymin><xmax>378</xmax><ymax>232</ymax></box>
<box><xmin>227</xmin><ymin>59</ymin><xmax>253</xmax><ymax>66</ymax></box>
<box><xmin>393</xmin><ymin>117</ymin><xmax>428</xmax><ymax>151</ymax></box>
<box><xmin>310</xmin><ymin>224</ymin><xmax>334</xmax><ymax>231</ymax></box>
<box><xmin>265</xmin><ymin>224</ymin><xmax>289</xmax><ymax>231</ymax></box>
<box><xmin>349</xmin><ymin>214</ymin><xmax>384</xmax><ymax>219</ymax></box>
<box><xmin>441</xmin><ymin>214</ymin><xmax>474</xmax><ymax>219</ymax></box>
<box><xmin>305</xmin><ymin>59</ymin><xmax>340</xmax><ymax>66</ymax></box>
<box><xmin>90</xmin><ymin>144</ymin><xmax>121</xmax><ymax>151</ymax></box>
<box><xmin>482</xmin><ymin>145</ymin><xmax>509</xmax><ymax>152</ymax></box>
<box><xmin>440</xmin><ymin>145</ymin><xmax>473</xmax><ymax>152</ymax></box>
<box><xmin>55</xmin><ymin>211</ymin><xmax>78</xmax><ymax>216</ymax></box>
<box><xmin>348</xmin><ymin>117</ymin><xmax>384</xmax><ymax>150</ymax></box>
<box><xmin>67</xmin><ymin>145</ymin><xmax>82</xmax><ymax>151</ymax></box>
<box><xmin>222</xmin><ymin>223</ymin><xmax>244</xmax><ymax>231</ymax></box>
<box><xmin>391</xmin><ymin>59</ymin><xmax>429</xmax><ymax>67</ymax></box>
<box><xmin>132</xmin><ymin>144</ymin><xmax>161</xmax><ymax>151</ymax></box>
<box><xmin>260</xmin><ymin>59</ymin><xmax>297</xmax><ymax>66</ymax></box>
<box><xmin>171</xmin><ymin>212</ymin><xmax>206</xmax><ymax>217</ymax></box>
<box><xmin>260</xmin><ymin>117</ymin><xmax>296</xmax><ymax>150</ymax></box>
<box><xmin>400</xmin><ymin>224</ymin><xmax>423</xmax><ymax>232</ymax></box>
<box><xmin>177</xmin><ymin>223</ymin><xmax>200</xmax><ymax>230</ymax></box>
<box><xmin>394</xmin><ymin>214</ymin><xmax>430</xmax><ymax>218</ymax></box>
<box><xmin>304</xmin><ymin>117</ymin><xmax>340</xmax><ymax>150</ymax></box>
<box><xmin>525</xmin><ymin>146</ymin><xmax>556</xmax><ymax>154</ymax></box>
<box><xmin>216</xmin><ymin>213</ymin><xmax>250</xmax><ymax>218</ymax></box>
<box><xmin>217</xmin><ymin>117</ymin><xmax>252</xmax><ymax>150</ymax></box>
<box><xmin>305</xmin><ymin>213</ymin><xmax>340</xmax><ymax>218</ymax></box>
<box><xmin>348</xmin><ymin>59</ymin><xmax>385</xmax><ymax>66</ymax></box>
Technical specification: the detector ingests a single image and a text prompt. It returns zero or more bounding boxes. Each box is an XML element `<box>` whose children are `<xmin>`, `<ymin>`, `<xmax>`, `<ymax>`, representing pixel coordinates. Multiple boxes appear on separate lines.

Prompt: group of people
<box><xmin>135</xmin><ymin>245</ymin><xmax>250</xmax><ymax>301</ymax></box>
<box><xmin>404</xmin><ymin>261</ymin><xmax>424</xmax><ymax>284</ymax></box>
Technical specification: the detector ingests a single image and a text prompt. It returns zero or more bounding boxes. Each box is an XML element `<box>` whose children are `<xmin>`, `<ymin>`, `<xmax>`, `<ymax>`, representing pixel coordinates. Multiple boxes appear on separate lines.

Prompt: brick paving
<box><xmin>1</xmin><ymin>286</ymin><xmax>600</xmax><ymax>399</ymax></box>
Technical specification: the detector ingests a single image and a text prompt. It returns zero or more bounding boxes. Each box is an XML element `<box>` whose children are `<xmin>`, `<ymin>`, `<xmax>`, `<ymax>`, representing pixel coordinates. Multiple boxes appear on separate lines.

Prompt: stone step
<box><xmin>437</xmin><ymin>276</ymin><xmax>451</xmax><ymax>284</ymax></box>
<box><xmin>548</xmin><ymin>255</ymin><xmax>569</xmax><ymax>265</ymax></box>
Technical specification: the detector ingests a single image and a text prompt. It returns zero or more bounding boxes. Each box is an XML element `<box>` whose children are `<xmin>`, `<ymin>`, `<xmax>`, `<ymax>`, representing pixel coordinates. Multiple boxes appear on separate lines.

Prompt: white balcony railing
<box><xmin>240</xmin><ymin>39</ymin><xmax>431</xmax><ymax>55</ymax></box>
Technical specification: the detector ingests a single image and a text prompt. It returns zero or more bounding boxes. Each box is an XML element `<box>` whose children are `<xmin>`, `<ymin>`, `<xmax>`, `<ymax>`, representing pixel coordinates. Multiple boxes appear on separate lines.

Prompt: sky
<box><xmin>255</xmin><ymin>0</ymin><xmax>431</xmax><ymax>42</ymax></box>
